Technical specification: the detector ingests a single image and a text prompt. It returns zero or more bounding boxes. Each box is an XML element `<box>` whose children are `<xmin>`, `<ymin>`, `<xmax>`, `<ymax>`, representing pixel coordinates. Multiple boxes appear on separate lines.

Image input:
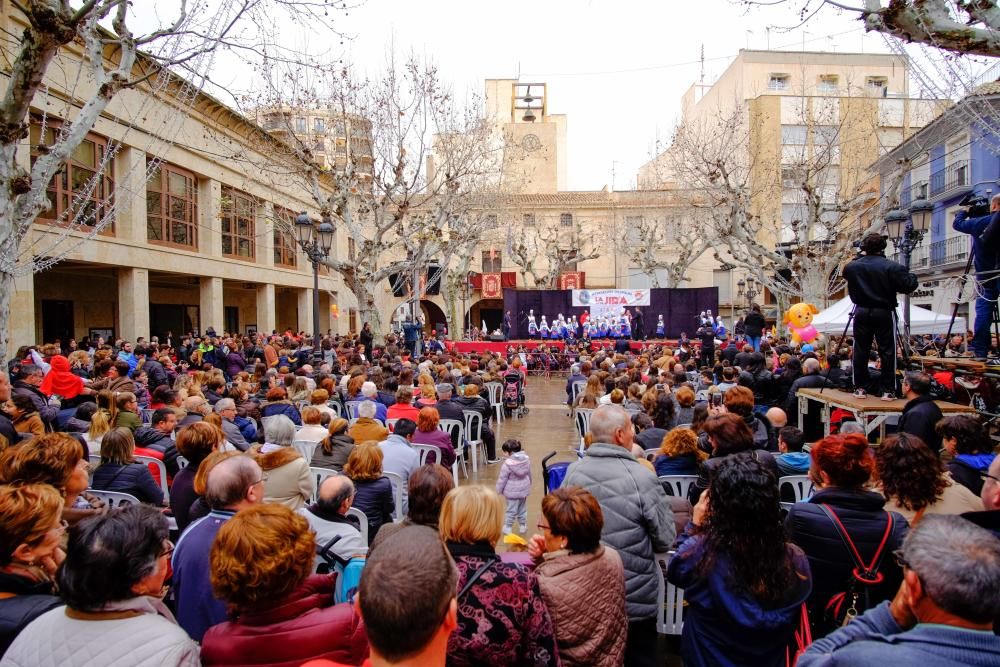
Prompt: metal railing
<box><xmin>902</xmin><ymin>180</ymin><xmax>928</xmax><ymax>208</ymax></box>
<box><xmin>929</xmin><ymin>236</ymin><xmax>970</xmax><ymax>268</ymax></box>
<box><xmin>929</xmin><ymin>160</ymin><xmax>969</xmax><ymax>196</ymax></box>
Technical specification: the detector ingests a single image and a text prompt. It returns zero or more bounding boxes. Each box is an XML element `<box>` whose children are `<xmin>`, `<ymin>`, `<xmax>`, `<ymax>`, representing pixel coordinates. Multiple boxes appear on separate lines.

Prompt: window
<box><xmin>221</xmin><ymin>187</ymin><xmax>256</xmax><ymax>260</ymax></box>
<box><xmin>295</xmin><ymin>117</ymin><xmax>306</xmax><ymax>132</ymax></box>
<box><xmin>30</xmin><ymin>122</ymin><xmax>115</xmax><ymax>232</ymax></box>
<box><xmin>866</xmin><ymin>77</ymin><xmax>888</xmax><ymax>96</ymax></box>
<box><xmin>768</xmin><ymin>74</ymin><xmax>790</xmax><ymax>91</ymax></box>
<box><xmin>560</xmin><ymin>213</ymin><xmax>573</xmax><ymax>227</ymax></box>
<box><xmin>482</xmin><ymin>250</ymin><xmax>502</xmax><ymax>273</ymax></box>
<box><xmin>782</xmin><ymin>167</ymin><xmax>804</xmax><ymax>188</ymax></box>
<box><xmin>781</xmin><ymin>125</ymin><xmax>807</xmax><ymax>145</ymax></box>
<box><xmin>273</xmin><ymin>207</ymin><xmax>297</xmax><ymax>268</ymax></box>
<box><xmin>818</xmin><ymin>75</ymin><xmax>839</xmax><ymax>94</ymax></box>
<box><xmin>314</xmin><ymin>117</ymin><xmax>325</xmax><ymax>132</ymax></box>
<box><xmin>523</xmin><ymin>213</ymin><xmax>535</xmax><ymax>226</ymax></box>
<box><xmin>145</xmin><ymin>161</ymin><xmax>197</xmax><ymax>248</ymax></box>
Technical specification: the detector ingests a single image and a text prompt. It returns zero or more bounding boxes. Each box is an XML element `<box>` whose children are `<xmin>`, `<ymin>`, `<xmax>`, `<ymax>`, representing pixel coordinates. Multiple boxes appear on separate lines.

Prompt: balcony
<box><xmin>928</xmin><ymin>235</ymin><xmax>970</xmax><ymax>268</ymax></box>
<box><xmin>928</xmin><ymin>160</ymin><xmax>969</xmax><ymax>197</ymax></box>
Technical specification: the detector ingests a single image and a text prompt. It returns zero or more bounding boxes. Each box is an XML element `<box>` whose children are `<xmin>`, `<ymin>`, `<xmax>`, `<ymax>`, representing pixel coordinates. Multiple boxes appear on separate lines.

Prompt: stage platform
<box><xmin>796</xmin><ymin>387</ymin><xmax>976</xmax><ymax>441</ymax></box>
<box><xmin>445</xmin><ymin>339</ymin><xmax>656</xmax><ymax>354</ymax></box>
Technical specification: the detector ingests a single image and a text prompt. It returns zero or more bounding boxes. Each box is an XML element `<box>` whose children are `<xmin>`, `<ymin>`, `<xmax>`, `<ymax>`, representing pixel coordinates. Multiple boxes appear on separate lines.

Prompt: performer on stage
<box><xmin>842</xmin><ymin>232</ymin><xmax>918</xmax><ymax>400</ymax></box>
<box><xmin>503</xmin><ymin>310</ymin><xmax>512</xmax><ymax>341</ymax></box>
<box><xmin>633</xmin><ymin>307</ymin><xmax>645</xmax><ymax>340</ymax></box>
<box><xmin>953</xmin><ymin>192</ymin><xmax>1000</xmax><ymax>358</ymax></box>
<box><xmin>527</xmin><ymin>310</ymin><xmax>538</xmax><ymax>339</ymax></box>
<box><xmin>621</xmin><ymin>312</ymin><xmax>632</xmax><ymax>339</ymax></box>
<box><xmin>539</xmin><ymin>316</ymin><xmax>550</xmax><ymax>339</ymax></box>
<box><xmin>656</xmin><ymin>315</ymin><xmax>665</xmax><ymax>338</ymax></box>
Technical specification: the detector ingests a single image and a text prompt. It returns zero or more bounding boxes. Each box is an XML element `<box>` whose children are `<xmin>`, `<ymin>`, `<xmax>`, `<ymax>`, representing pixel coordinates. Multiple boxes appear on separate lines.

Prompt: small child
<box><xmin>496</xmin><ymin>439</ymin><xmax>531</xmax><ymax>534</ymax></box>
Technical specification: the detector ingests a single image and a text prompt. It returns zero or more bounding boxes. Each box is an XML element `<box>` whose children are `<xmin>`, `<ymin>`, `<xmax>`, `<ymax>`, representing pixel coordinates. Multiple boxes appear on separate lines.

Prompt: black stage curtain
<box><xmin>504</xmin><ymin>287</ymin><xmax>719</xmax><ymax>339</ymax></box>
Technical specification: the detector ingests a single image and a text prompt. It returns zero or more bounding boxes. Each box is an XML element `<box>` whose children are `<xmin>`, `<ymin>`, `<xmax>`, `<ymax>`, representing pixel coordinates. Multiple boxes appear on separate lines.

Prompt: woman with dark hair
<box><xmin>64</xmin><ymin>402</ymin><xmax>98</xmax><ymax>434</ymax></box>
<box><xmin>776</xmin><ymin>357</ymin><xmax>802</xmax><ymax>406</ymax></box>
<box><xmin>786</xmin><ymin>433</ymin><xmax>909</xmax><ymax>637</ymax></box>
<box><xmin>936</xmin><ymin>414</ymin><xmax>996</xmax><ymax>495</ymax></box>
<box><xmin>311</xmin><ymin>417</ymin><xmax>355</xmax><ymax>473</ymax></box>
<box><xmin>4</xmin><ymin>504</ymin><xmax>199</xmax><ymax>666</ymax></box>
<box><xmin>876</xmin><ymin>433</ymin><xmax>982</xmax><ymax>524</ymax></box>
<box><xmin>688</xmin><ymin>413</ymin><xmax>778</xmax><ymax>503</ymax></box>
<box><xmin>370</xmin><ymin>463</ymin><xmax>454</xmax><ymax>551</ymax></box>
<box><xmin>528</xmin><ymin>485</ymin><xmax>627</xmax><ymax>666</ymax></box>
<box><xmin>6</xmin><ymin>395</ymin><xmax>44</xmax><ymax>438</ymax></box>
<box><xmin>171</xmin><ymin>422</ymin><xmax>226</xmax><ymax>532</ymax></box>
<box><xmin>668</xmin><ymin>454</ymin><xmax>811</xmax><ymax>666</ymax></box>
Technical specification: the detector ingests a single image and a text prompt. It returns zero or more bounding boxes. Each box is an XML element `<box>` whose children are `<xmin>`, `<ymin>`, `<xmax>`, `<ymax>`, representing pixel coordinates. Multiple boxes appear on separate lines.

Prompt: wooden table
<box><xmin>796</xmin><ymin>388</ymin><xmax>977</xmax><ymax>440</ymax></box>
<box><xmin>909</xmin><ymin>355</ymin><xmax>987</xmax><ymax>373</ymax></box>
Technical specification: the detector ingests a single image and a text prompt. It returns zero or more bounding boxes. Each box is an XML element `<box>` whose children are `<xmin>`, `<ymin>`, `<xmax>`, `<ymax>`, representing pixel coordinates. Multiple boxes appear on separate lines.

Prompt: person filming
<box><xmin>842</xmin><ymin>233</ymin><xmax>918</xmax><ymax>400</ymax></box>
<box><xmin>953</xmin><ymin>191</ymin><xmax>1000</xmax><ymax>359</ymax></box>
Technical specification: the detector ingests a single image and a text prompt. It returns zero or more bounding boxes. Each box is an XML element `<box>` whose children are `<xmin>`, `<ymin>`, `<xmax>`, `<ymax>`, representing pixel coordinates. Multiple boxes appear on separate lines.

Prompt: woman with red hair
<box><xmin>411</xmin><ymin>407</ymin><xmax>456</xmax><ymax>468</ymax></box>
<box><xmin>785</xmin><ymin>433</ymin><xmax>909</xmax><ymax>637</ymax></box>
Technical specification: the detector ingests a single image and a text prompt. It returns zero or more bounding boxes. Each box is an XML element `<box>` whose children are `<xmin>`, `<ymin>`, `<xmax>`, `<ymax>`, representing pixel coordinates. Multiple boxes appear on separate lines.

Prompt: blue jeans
<box><xmin>973</xmin><ymin>274</ymin><xmax>999</xmax><ymax>357</ymax></box>
<box><xmin>747</xmin><ymin>335</ymin><xmax>761</xmax><ymax>352</ymax></box>
<box><xmin>503</xmin><ymin>498</ymin><xmax>527</xmax><ymax>532</ymax></box>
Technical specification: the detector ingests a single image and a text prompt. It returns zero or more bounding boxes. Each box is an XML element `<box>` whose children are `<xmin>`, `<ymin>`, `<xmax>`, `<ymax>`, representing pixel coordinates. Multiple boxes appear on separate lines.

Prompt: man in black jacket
<box><xmin>134</xmin><ymin>408</ymin><xmax>180</xmax><ymax>475</ymax></box>
<box><xmin>842</xmin><ymin>233</ymin><xmax>918</xmax><ymax>400</ymax></box>
<box><xmin>897</xmin><ymin>372</ymin><xmax>943</xmax><ymax>452</ymax></box>
<box><xmin>135</xmin><ymin>346</ymin><xmax>169</xmax><ymax>391</ymax></box>
<box><xmin>11</xmin><ymin>365</ymin><xmax>58</xmax><ymax>430</ymax></box>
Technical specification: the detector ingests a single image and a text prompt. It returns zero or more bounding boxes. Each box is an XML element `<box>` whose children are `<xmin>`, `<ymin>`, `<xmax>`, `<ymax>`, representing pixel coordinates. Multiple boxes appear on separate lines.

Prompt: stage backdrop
<box><xmin>505</xmin><ymin>286</ymin><xmax>718</xmax><ymax>339</ymax></box>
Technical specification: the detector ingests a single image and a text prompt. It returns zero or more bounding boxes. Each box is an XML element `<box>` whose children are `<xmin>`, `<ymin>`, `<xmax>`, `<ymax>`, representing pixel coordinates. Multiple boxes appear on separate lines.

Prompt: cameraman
<box><xmin>842</xmin><ymin>233</ymin><xmax>918</xmax><ymax>400</ymax></box>
<box><xmin>953</xmin><ymin>192</ymin><xmax>1000</xmax><ymax>359</ymax></box>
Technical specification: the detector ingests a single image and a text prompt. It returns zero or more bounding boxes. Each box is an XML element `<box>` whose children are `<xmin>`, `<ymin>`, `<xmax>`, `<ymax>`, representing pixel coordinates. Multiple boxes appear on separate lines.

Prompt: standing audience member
<box><xmin>528</xmin><ymin>486</ymin><xmax>627</xmax><ymax>667</ymax></box>
<box><xmin>562</xmin><ymin>404</ymin><xmax>675</xmax><ymax>667</ymax></box>
<box><xmin>171</xmin><ymin>456</ymin><xmax>263</xmax><ymax>642</ymax></box>
<box><xmin>496</xmin><ymin>439</ymin><xmax>531</xmax><ymax>534</ymax></box>
<box><xmin>3</xmin><ymin>505</ymin><xmax>200</xmax><ymax>666</ymax></box>
<box><xmin>799</xmin><ymin>516</ymin><xmax>1000</xmax><ymax>665</ymax></box>
<box><xmin>668</xmin><ymin>455</ymin><xmax>812</xmax><ymax>667</ymax></box>
<box><xmin>201</xmin><ymin>504</ymin><xmax>368</xmax><ymax>666</ymax></box>
<box><xmin>936</xmin><ymin>415</ymin><xmax>996</xmax><ymax>495</ymax></box>
<box><xmin>439</xmin><ymin>485</ymin><xmax>559</xmax><ymax>667</ymax></box>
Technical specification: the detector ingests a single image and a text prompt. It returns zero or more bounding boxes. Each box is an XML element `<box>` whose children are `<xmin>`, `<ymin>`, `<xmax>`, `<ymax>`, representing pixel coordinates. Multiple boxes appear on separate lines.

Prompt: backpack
<box><xmin>819</xmin><ymin>504</ymin><xmax>895</xmax><ymax>628</ymax></box>
<box><xmin>316</xmin><ymin>532</ymin><xmax>366</xmax><ymax>605</ymax></box>
<box><xmin>503</xmin><ymin>375</ymin><xmax>521</xmax><ymax>408</ymax></box>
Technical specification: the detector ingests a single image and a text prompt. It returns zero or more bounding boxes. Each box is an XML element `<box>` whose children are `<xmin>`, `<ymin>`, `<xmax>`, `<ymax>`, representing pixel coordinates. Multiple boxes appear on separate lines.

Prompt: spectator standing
<box><xmin>496</xmin><ymin>439</ymin><xmax>531</xmax><ymax>534</ymax></box>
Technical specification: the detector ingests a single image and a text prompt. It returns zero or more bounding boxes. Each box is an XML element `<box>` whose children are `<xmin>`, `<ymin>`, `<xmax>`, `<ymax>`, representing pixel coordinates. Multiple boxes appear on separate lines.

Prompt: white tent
<box><xmin>811</xmin><ymin>297</ymin><xmax>966</xmax><ymax>337</ymax></box>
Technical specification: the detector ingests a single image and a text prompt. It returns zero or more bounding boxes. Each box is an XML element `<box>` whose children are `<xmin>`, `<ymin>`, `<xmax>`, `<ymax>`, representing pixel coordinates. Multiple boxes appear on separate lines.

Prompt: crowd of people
<box><xmin>0</xmin><ymin>320</ymin><xmax>997</xmax><ymax>666</ymax></box>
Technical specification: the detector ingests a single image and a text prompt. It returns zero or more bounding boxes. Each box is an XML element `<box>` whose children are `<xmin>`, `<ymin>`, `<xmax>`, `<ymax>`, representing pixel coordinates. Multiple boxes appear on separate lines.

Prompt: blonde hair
<box><xmin>301</xmin><ymin>406</ymin><xmax>322</xmax><ymax>425</ymax></box>
<box><xmin>344</xmin><ymin>441</ymin><xmax>384</xmax><ymax>481</ymax></box>
<box><xmin>439</xmin><ymin>485</ymin><xmax>505</xmax><ymax>546</ymax></box>
<box><xmin>89</xmin><ymin>390</ymin><xmax>117</xmax><ymax>440</ymax></box>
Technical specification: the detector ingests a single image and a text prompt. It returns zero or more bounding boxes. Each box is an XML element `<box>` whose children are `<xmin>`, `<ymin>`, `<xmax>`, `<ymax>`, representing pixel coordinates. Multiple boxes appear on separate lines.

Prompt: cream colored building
<box><xmin>4</xmin><ymin>5</ymin><xmax>345</xmax><ymax>350</ymax></box>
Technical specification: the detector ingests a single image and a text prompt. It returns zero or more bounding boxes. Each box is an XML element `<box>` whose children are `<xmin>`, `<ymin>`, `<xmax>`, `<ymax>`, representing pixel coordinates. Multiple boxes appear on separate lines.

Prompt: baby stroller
<box><xmin>542</xmin><ymin>451</ymin><xmax>582</xmax><ymax>494</ymax></box>
<box><xmin>502</xmin><ymin>371</ymin><xmax>528</xmax><ymax>418</ymax></box>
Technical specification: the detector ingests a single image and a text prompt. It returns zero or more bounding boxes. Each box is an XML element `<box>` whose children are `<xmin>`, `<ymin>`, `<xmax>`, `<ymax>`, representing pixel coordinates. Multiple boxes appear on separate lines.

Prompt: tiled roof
<box><xmin>969</xmin><ymin>80</ymin><xmax>1000</xmax><ymax>96</ymax></box>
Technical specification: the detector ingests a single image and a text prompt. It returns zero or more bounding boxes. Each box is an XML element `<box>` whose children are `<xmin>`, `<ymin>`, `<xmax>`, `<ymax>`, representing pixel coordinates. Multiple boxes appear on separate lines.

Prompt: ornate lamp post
<box><xmin>737</xmin><ymin>275</ymin><xmax>759</xmax><ymax>306</ymax></box>
<box><xmin>294</xmin><ymin>211</ymin><xmax>335</xmax><ymax>364</ymax></box>
<box><xmin>885</xmin><ymin>200</ymin><xmax>932</xmax><ymax>354</ymax></box>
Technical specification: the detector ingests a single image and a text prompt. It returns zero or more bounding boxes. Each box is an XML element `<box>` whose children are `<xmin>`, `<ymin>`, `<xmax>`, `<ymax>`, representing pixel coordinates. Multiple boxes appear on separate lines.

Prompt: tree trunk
<box><xmin>0</xmin><ymin>270</ymin><xmax>12</xmax><ymax>366</ymax></box>
<box><xmin>350</xmin><ymin>276</ymin><xmax>382</xmax><ymax>335</ymax></box>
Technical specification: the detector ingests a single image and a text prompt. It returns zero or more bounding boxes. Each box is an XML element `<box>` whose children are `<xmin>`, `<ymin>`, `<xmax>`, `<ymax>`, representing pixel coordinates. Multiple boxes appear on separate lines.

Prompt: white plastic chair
<box><xmin>570</xmin><ymin>380</ymin><xmax>587</xmax><ymax>408</ymax></box>
<box><xmin>327</xmin><ymin>400</ymin><xmax>343</xmax><ymax>418</ymax></box>
<box><xmin>176</xmin><ymin>456</ymin><xmax>190</xmax><ymax>469</ymax></box>
<box><xmin>86</xmin><ymin>489</ymin><xmax>141</xmax><ymax>508</ymax></box>
<box><xmin>309</xmin><ymin>466</ymin><xmax>340</xmax><ymax>503</ymax></box>
<box><xmin>654</xmin><ymin>551</ymin><xmax>685</xmax><ymax>635</ymax></box>
<box><xmin>484</xmin><ymin>382</ymin><xmax>503</xmax><ymax>425</ymax></box>
<box><xmin>386</xmin><ymin>418</ymin><xmax>400</xmax><ymax>432</ymax></box>
<box><xmin>293</xmin><ymin>439</ymin><xmax>318</xmax><ymax>461</ymax></box>
<box><xmin>135</xmin><ymin>455</ymin><xmax>170</xmax><ymax>504</ymax></box>
<box><xmin>463</xmin><ymin>410</ymin><xmax>485</xmax><ymax>473</ymax></box>
<box><xmin>439</xmin><ymin>419</ymin><xmax>469</xmax><ymax>484</ymax></box>
<box><xmin>779</xmin><ymin>475</ymin><xmax>815</xmax><ymax>503</ymax></box>
<box><xmin>643</xmin><ymin>448</ymin><xmax>661</xmax><ymax>462</ymax></box>
<box><xmin>347</xmin><ymin>506</ymin><xmax>369</xmax><ymax>545</ymax></box>
<box><xmin>657</xmin><ymin>475</ymin><xmax>698</xmax><ymax>500</ymax></box>
<box><xmin>574</xmin><ymin>408</ymin><xmax>593</xmax><ymax>452</ymax></box>
<box><xmin>384</xmin><ymin>471</ymin><xmax>404</xmax><ymax>521</ymax></box>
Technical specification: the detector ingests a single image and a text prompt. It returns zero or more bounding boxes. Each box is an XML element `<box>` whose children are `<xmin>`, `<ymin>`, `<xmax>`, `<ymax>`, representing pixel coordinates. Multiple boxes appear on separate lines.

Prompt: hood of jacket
<box><xmin>505</xmin><ymin>452</ymin><xmax>531</xmax><ymax>475</ymax></box>
<box><xmin>249</xmin><ymin>445</ymin><xmax>303</xmax><ymax>470</ymax></box>
<box><xmin>955</xmin><ymin>452</ymin><xmax>996</xmax><ymax>472</ymax></box>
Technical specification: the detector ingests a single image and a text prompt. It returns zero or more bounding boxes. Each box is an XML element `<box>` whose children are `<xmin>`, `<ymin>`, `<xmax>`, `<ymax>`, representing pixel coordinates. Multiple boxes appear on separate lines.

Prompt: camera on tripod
<box><xmin>960</xmin><ymin>191</ymin><xmax>991</xmax><ymax>217</ymax></box>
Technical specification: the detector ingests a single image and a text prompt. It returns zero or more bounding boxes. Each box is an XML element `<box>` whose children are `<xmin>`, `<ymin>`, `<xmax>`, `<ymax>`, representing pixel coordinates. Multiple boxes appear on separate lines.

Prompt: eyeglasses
<box><xmin>892</xmin><ymin>548</ymin><xmax>911</xmax><ymax>570</ymax></box>
<box><xmin>980</xmin><ymin>471</ymin><xmax>1000</xmax><ymax>484</ymax></box>
<box><xmin>251</xmin><ymin>473</ymin><xmax>269</xmax><ymax>487</ymax></box>
<box><xmin>158</xmin><ymin>540</ymin><xmax>175</xmax><ymax>560</ymax></box>
<box><xmin>536</xmin><ymin>522</ymin><xmax>551</xmax><ymax>532</ymax></box>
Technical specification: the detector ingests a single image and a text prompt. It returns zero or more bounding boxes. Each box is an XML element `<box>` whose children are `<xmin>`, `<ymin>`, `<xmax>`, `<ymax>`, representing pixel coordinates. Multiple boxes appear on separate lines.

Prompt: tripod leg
<box><xmin>944</xmin><ymin>250</ymin><xmax>976</xmax><ymax>356</ymax></box>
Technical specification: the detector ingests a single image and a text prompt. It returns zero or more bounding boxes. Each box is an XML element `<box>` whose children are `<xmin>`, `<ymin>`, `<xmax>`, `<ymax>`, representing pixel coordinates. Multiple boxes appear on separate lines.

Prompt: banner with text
<box><xmin>572</xmin><ymin>289</ymin><xmax>650</xmax><ymax>319</ymax></box>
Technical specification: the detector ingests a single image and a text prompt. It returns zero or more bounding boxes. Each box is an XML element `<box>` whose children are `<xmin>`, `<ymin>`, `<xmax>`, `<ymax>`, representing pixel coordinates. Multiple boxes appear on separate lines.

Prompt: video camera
<box><xmin>960</xmin><ymin>191</ymin><xmax>991</xmax><ymax>217</ymax></box>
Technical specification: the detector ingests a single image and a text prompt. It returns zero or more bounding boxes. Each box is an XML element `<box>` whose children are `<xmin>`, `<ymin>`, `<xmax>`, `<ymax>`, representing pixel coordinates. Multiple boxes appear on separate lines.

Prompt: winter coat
<box><xmin>654</xmin><ymin>452</ymin><xmax>701</xmax><ymax>477</ymax></box>
<box><xmin>445</xmin><ymin>542</ymin><xmax>560</xmax><ymax>667</ymax></box>
<box><xmin>311</xmin><ymin>434</ymin><xmax>355</xmax><ymax>473</ymax></box>
<box><xmin>897</xmin><ymin>394</ymin><xmax>944</xmax><ymax>452</ymax></box>
<box><xmin>260</xmin><ymin>400</ymin><xmax>301</xmax><ymax>426</ymax></box>
<box><xmin>785</xmin><ymin>487</ymin><xmax>908</xmax><ymax>637</ymax></box>
<box><xmin>10</xmin><ymin>382</ymin><xmax>57</xmax><ymax>428</ymax></box>
<box><xmin>142</xmin><ymin>359</ymin><xmax>170</xmax><ymax>391</ymax></box>
<box><xmin>224</xmin><ymin>351</ymin><xmax>246</xmax><ymax>380</ymax></box>
<box><xmin>347</xmin><ymin>418</ymin><xmax>388</xmax><ymax>445</ymax></box>
<box><xmin>248</xmin><ymin>445</ymin><xmax>312</xmax><ymax>510</ymax></box>
<box><xmin>635</xmin><ymin>428</ymin><xmax>667</xmax><ymax>451</ymax></box>
<box><xmin>11</xmin><ymin>414</ymin><xmax>44</xmax><ymax>437</ymax></box>
<box><xmin>496</xmin><ymin>452</ymin><xmax>531</xmax><ymax>500</ymax></box>
<box><xmin>298</xmin><ymin>505</ymin><xmax>367</xmax><ymax>570</ymax></box>
<box><xmin>200</xmin><ymin>574</ymin><xmax>368</xmax><ymax>667</ymax></box>
<box><xmin>948</xmin><ymin>452</ymin><xmax>996</xmax><ymax>496</ymax></box>
<box><xmin>534</xmin><ymin>546</ymin><xmax>626</xmax><ymax>667</ymax></box>
<box><xmin>385</xmin><ymin>402</ymin><xmax>420</xmax><ymax>422</ymax></box>
<box><xmin>91</xmin><ymin>462</ymin><xmax>164</xmax><ymax>505</ymax></box>
<box><xmin>0</xmin><ymin>571</ymin><xmax>60</xmax><ymax>657</ymax></box>
<box><xmin>668</xmin><ymin>526</ymin><xmax>812</xmax><ymax>667</ymax></box>
<box><xmin>133</xmin><ymin>427</ymin><xmax>179</xmax><ymax>475</ymax></box>
<box><xmin>114</xmin><ymin>409</ymin><xmax>141</xmax><ymax>433</ymax></box>
<box><xmin>349</xmin><ymin>476</ymin><xmax>394</xmax><ymax>544</ymax></box>
<box><xmin>882</xmin><ymin>476</ymin><xmax>983</xmax><ymax>523</ymax></box>
<box><xmin>743</xmin><ymin>311</ymin><xmax>766</xmax><ymax>337</ymax></box>
<box><xmin>172</xmin><ymin>509</ymin><xmax>234</xmax><ymax>642</ymax></box>
<box><xmin>562</xmin><ymin>442</ymin><xmax>676</xmax><ymax>620</ymax></box>
<box><xmin>1</xmin><ymin>597</ymin><xmax>199</xmax><ymax>667</ymax></box>
<box><xmin>169</xmin><ymin>466</ymin><xmax>199</xmax><ymax>533</ymax></box>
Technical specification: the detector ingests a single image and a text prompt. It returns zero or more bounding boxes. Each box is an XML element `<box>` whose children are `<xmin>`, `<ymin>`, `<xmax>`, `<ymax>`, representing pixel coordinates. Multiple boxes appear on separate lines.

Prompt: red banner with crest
<box><xmin>481</xmin><ymin>273</ymin><xmax>503</xmax><ymax>299</ymax></box>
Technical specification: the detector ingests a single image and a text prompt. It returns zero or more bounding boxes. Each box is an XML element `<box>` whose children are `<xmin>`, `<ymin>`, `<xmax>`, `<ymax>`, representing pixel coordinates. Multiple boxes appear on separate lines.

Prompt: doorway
<box><xmin>41</xmin><ymin>300</ymin><xmax>74</xmax><ymax>344</ymax></box>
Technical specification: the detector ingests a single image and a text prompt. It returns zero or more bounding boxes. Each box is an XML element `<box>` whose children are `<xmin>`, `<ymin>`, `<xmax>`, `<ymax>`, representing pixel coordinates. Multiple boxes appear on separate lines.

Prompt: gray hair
<box><xmin>204</xmin><ymin>456</ymin><xmax>262</xmax><ymax>509</ymax></box>
<box><xmin>316</xmin><ymin>475</ymin><xmax>355</xmax><ymax>514</ymax></box>
<box><xmin>263</xmin><ymin>414</ymin><xmax>296</xmax><ymax>446</ymax></box>
<box><xmin>802</xmin><ymin>358</ymin><xmax>820</xmax><ymax>374</ymax></box>
<box><xmin>357</xmin><ymin>400</ymin><xmax>377</xmax><ymax>418</ymax></box>
<box><xmin>902</xmin><ymin>515</ymin><xmax>1000</xmax><ymax>623</ymax></box>
<box><xmin>839</xmin><ymin>421</ymin><xmax>865</xmax><ymax>435</ymax></box>
<box><xmin>361</xmin><ymin>381</ymin><xmax>377</xmax><ymax>398</ymax></box>
<box><xmin>436</xmin><ymin>383</ymin><xmax>453</xmax><ymax>398</ymax></box>
<box><xmin>214</xmin><ymin>398</ymin><xmax>236</xmax><ymax>414</ymax></box>
<box><xmin>589</xmin><ymin>404</ymin><xmax>630</xmax><ymax>444</ymax></box>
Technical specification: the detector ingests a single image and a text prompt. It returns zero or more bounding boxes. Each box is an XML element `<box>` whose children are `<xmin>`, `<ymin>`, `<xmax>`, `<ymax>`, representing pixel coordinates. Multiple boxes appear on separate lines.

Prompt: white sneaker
<box><xmin>881</xmin><ymin>392</ymin><xmax>896</xmax><ymax>401</ymax></box>
<box><xmin>852</xmin><ymin>388</ymin><xmax>867</xmax><ymax>399</ymax></box>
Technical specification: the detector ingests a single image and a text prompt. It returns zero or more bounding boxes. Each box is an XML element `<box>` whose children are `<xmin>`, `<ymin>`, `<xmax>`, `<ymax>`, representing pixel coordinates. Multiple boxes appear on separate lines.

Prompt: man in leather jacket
<box><xmin>842</xmin><ymin>233</ymin><xmax>918</xmax><ymax>399</ymax></box>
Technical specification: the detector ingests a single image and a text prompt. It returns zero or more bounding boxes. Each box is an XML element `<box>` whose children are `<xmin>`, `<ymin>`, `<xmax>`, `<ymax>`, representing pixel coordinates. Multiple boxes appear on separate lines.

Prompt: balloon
<box><xmin>783</xmin><ymin>303</ymin><xmax>821</xmax><ymax>346</ymax></box>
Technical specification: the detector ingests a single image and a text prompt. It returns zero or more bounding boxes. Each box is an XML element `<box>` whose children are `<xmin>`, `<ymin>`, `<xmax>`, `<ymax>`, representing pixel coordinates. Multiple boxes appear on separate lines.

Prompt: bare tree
<box><xmin>618</xmin><ymin>208</ymin><xmax>713</xmax><ymax>288</ymax></box>
<box><xmin>0</xmin><ymin>0</ymin><xmax>344</xmax><ymax>363</ymax></box>
<box><xmin>508</xmin><ymin>214</ymin><xmax>607</xmax><ymax>289</ymax></box>
<box><xmin>742</xmin><ymin>0</ymin><xmax>1000</xmax><ymax>58</ymax></box>
<box><xmin>251</xmin><ymin>57</ymin><xmax>506</xmax><ymax>334</ymax></box>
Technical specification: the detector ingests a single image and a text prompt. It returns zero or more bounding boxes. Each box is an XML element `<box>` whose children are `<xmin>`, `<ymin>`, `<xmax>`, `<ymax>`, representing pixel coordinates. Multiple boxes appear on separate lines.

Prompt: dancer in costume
<box><xmin>527</xmin><ymin>310</ymin><xmax>538</xmax><ymax>338</ymax></box>
<box><xmin>539</xmin><ymin>316</ymin><xmax>550</xmax><ymax>339</ymax></box>
<box><xmin>656</xmin><ymin>315</ymin><xmax>665</xmax><ymax>338</ymax></box>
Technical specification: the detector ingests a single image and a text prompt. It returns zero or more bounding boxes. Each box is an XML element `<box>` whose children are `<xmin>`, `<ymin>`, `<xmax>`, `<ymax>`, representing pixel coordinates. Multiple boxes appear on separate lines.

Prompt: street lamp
<box><xmin>886</xmin><ymin>202</ymin><xmax>931</xmax><ymax>354</ymax></box>
<box><xmin>737</xmin><ymin>276</ymin><xmax>759</xmax><ymax>306</ymax></box>
<box><xmin>294</xmin><ymin>211</ymin><xmax>335</xmax><ymax>364</ymax></box>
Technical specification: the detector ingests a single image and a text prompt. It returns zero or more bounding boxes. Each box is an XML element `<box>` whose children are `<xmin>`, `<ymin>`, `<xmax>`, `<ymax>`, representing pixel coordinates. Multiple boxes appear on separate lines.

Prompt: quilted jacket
<box><xmin>562</xmin><ymin>442</ymin><xmax>676</xmax><ymax>620</ymax></box>
<box><xmin>496</xmin><ymin>452</ymin><xmax>532</xmax><ymax>500</ymax></box>
<box><xmin>534</xmin><ymin>546</ymin><xmax>627</xmax><ymax>667</ymax></box>
<box><xmin>0</xmin><ymin>597</ymin><xmax>199</xmax><ymax>667</ymax></box>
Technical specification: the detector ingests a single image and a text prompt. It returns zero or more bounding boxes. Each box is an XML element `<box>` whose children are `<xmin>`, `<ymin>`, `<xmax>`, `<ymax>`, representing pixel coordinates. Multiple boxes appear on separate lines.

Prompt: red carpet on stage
<box><xmin>445</xmin><ymin>339</ymin><xmax>651</xmax><ymax>354</ymax></box>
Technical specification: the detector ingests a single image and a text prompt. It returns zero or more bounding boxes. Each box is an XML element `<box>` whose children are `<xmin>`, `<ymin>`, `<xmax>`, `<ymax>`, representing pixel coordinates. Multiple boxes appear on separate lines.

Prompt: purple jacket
<box><xmin>412</xmin><ymin>428</ymin><xmax>456</xmax><ymax>467</ymax></box>
<box><xmin>497</xmin><ymin>452</ymin><xmax>531</xmax><ymax>500</ymax></box>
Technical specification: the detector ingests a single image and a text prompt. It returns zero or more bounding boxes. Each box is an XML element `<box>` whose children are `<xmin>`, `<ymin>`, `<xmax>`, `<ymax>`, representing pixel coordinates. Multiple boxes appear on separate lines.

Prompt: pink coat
<box><xmin>497</xmin><ymin>452</ymin><xmax>532</xmax><ymax>500</ymax></box>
